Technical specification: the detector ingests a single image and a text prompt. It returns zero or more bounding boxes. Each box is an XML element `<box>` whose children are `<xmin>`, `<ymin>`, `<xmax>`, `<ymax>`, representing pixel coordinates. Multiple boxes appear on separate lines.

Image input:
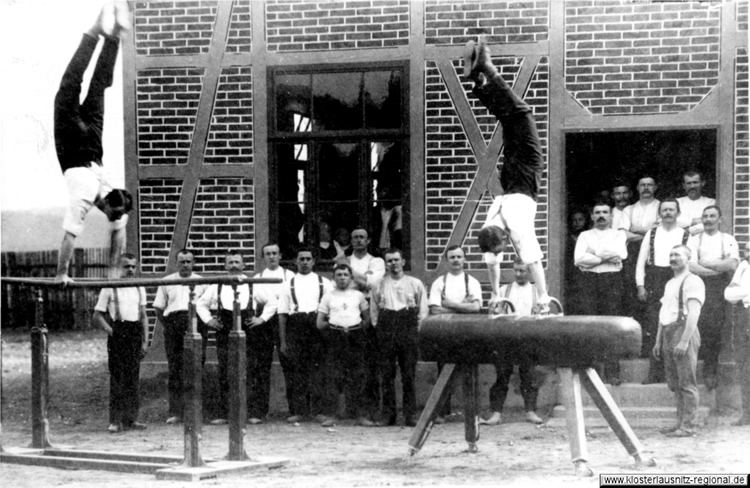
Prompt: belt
<box><xmin>328</xmin><ymin>324</ymin><xmax>363</xmax><ymax>333</ymax></box>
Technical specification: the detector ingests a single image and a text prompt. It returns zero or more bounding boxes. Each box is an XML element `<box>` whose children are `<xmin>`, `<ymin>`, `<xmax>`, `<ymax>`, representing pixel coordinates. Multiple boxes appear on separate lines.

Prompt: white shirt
<box><xmin>153</xmin><ymin>272</ymin><xmax>207</xmax><ymax>316</ymax></box>
<box><xmin>499</xmin><ymin>282</ymin><xmax>536</xmax><ymax>315</ymax></box>
<box><xmin>95</xmin><ymin>287</ymin><xmax>146</xmax><ymax>322</ymax></box>
<box><xmin>677</xmin><ymin>195</ymin><xmax>716</xmax><ymax>233</ymax></box>
<box><xmin>574</xmin><ymin>228</ymin><xmax>628</xmax><ymax>273</ymax></box>
<box><xmin>659</xmin><ymin>273</ymin><xmax>705</xmax><ymax>326</ymax></box>
<box><xmin>277</xmin><ymin>272</ymin><xmax>334</xmax><ymax>314</ymax></box>
<box><xmin>428</xmin><ymin>272</ymin><xmax>483</xmax><ymax>308</ymax></box>
<box><xmin>349</xmin><ymin>253</ymin><xmax>385</xmax><ymax>290</ymax></box>
<box><xmin>635</xmin><ymin>226</ymin><xmax>688</xmax><ymax>286</ymax></box>
<box><xmin>318</xmin><ymin>288</ymin><xmax>368</xmax><ymax>328</ymax></box>
<box><xmin>612</xmin><ymin>207</ymin><xmax>631</xmax><ymax>232</ymax></box>
<box><xmin>687</xmin><ymin>231</ymin><xmax>739</xmax><ymax>266</ymax></box>
<box><xmin>725</xmin><ymin>260</ymin><xmax>750</xmax><ymax>307</ymax></box>
<box><xmin>624</xmin><ymin>200</ymin><xmax>660</xmax><ymax>233</ymax></box>
<box><xmin>196</xmin><ymin>277</ymin><xmax>252</xmax><ymax>324</ymax></box>
<box><xmin>252</xmin><ymin>267</ymin><xmax>295</xmax><ymax>322</ymax></box>
<box><xmin>370</xmin><ymin>275</ymin><xmax>429</xmax><ymax>326</ymax></box>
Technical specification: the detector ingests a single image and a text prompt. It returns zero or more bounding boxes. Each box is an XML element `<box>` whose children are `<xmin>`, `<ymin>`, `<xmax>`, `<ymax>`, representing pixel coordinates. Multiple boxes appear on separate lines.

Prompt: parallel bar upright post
<box><xmin>30</xmin><ymin>287</ymin><xmax>52</xmax><ymax>449</ymax></box>
<box><xmin>227</xmin><ymin>284</ymin><xmax>248</xmax><ymax>460</ymax></box>
<box><xmin>180</xmin><ymin>285</ymin><xmax>207</xmax><ymax>468</ymax></box>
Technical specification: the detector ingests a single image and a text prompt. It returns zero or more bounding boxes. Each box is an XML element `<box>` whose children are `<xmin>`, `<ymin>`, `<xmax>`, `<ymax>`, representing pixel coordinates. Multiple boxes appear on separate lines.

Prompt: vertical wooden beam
<box><xmin>123</xmin><ymin>0</ymin><xmax>140</xmax><ymax>261</ymax></box>
<box><xmin>166</xmin><ymin>1</ymin><xmax>234</xmax><ymax>270</ymax></box>
<box><xmin>409</xmin><ymin>0</ymin><xmax>425</xmax><ymax>270</ymax></box>
<box><xmin>547</xmin><ymin>0</ymin><xmax>566</xmax><ymax>298</ymax></box>
<box><xmin>718</xmin><ymin>1</ymin><xmax>740</xmax><ymax>232</ymax></box>
<box><xmin>252</xmin><ymin>0</ymin><xmax>269</xmax><ymax>264</ymax></box>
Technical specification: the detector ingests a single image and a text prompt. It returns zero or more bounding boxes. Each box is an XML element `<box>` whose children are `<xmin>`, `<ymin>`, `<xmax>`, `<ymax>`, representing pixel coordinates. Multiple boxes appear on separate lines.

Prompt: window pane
<box><xmin>275</xmin><ymin>143</ymin><xmax>308</xmax><ymax>257</ymax></box>
<box><xmin>364</xmin><ymin>70</ymin><xmax>402</xmax><ymax>129</ymax></box>
<box><xmin>317</xmin><ymin>143</ymin><xmax>361</xmax><ymax>244</ymax></box>
<box><xmin>312</xmin><ymin>72</ymin><xmax>362</xmax><ymax>131</ymax></box>
<box><xmin>276</xmin><ymin>74</ymin><xmax>311</xmax><ymax>132</ymax></box>
<box><xmin>370</xmin><ymin>142</ymin><xmax>403</xmax><ymax>251</ymax></box>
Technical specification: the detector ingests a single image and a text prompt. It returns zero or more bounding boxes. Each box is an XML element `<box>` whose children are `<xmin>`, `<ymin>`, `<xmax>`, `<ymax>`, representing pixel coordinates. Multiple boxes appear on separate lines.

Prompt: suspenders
<box><xmin>290</xmin><ymin>274</ymin><xmax>324</xmax><ymax>312</ymax></box>
<box><xmin>216</xmin><ymin>283</ymin><xmax>252</xmax><ymax>313</ymax></box>
<box><xmin>696</xmin><ymin>232</ymin><xmax>727</xmax><ymax>262</ymax></box>
<box><xmin>648</xmin><ymin>227</ymin><xmax>689</xmax><ymax>265</ymax></box>
<box><xmin>440</xmin><ymin>272</ymin><xmax>470</xmax><ymax>301</ymax></box>
<box><xmin>112</xmin><ymin>287</ymin><xmax>143</xmax><ymax>322</ymax></box>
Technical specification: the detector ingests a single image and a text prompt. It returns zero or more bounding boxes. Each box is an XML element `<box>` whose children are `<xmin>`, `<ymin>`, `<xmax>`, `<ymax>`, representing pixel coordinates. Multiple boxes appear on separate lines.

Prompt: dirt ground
<box><xmin>1</xmin><ymin>329</ymin><xmax>749</xmax><ymax>488</ymax></box>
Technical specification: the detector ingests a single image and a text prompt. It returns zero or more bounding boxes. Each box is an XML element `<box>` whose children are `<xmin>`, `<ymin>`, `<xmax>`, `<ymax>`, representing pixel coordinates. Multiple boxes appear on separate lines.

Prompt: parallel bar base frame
<box><xmin>0</xmin><ymin>447</ymin><xmax>288</xmax><ymax>480</ymax></box>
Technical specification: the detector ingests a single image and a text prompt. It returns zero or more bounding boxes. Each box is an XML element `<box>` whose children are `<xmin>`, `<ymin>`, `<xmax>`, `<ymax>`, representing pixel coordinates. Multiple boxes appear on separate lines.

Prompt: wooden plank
<box><xmin>138</xmin><ymin>164</ymin><xmax>255</xmax><ymax>180</ymax></box>
<box><xmin>0</xmin><ymin>276</ymin><xmax>282</xmax><ymax>289</ymax></box>
<box><xmin>409</xmin><ymin>0</ymin><xmax>426</xmax><ymax>270</ymax></box>
<box><xmin>123</xmin><ymin>0</ymin><xmax>140</xmax><ymax>260</ymax></box>
<box><xmin>166</xmin><ymin>0</ymin><xmax>234</xmax><ymax>273</ymax></box>
<box><xmin>252</xmin><ymin>0</ymin><xmax>270</xmax><ymax>264</ymax></box>
<box><xmin>425</xmin><ymin>41</ymin><xmax>549</xmax><ymax>61</ymax></box>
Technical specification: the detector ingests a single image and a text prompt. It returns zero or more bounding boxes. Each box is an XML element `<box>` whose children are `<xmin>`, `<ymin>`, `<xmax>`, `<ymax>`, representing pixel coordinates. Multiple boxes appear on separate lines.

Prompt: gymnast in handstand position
<box><xmin>54</xmin><ymin>3</ymin><xmax>132</xmax><ymax>284</ymax></box>
<box><xmin>465</xmin><ymin>37</ymin><xmax>550</xmax><ymax>314</ymax></box>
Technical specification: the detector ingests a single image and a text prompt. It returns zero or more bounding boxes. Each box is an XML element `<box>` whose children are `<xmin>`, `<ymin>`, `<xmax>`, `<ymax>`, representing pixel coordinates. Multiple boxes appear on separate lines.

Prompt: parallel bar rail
<box><xmin>1</xmin><ymin>276</ymin><xmax>282</xmax><ymax>289</ymax></box>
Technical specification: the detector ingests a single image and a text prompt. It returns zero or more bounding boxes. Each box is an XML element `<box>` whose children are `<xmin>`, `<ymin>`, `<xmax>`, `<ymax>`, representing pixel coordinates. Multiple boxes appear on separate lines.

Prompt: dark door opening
<box><xmin>563</xmin><ymin>129</ymin><xmax>717</xmax><ymax>308</ymax></box>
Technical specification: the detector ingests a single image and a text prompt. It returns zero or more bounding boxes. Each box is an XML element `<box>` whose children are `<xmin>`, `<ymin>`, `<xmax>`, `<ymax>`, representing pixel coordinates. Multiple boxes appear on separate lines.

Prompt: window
<box><xmin>268</xmin><ymin>63</ymin><xmax>409</xmax><ymax>263</ymax></box>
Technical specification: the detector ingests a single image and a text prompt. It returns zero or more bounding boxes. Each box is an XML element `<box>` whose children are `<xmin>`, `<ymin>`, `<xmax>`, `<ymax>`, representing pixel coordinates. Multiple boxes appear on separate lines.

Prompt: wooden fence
<box><xmin>1</xmin><ymin>248</ymin><xmax>110</xmax><ymax>330</ymax></box>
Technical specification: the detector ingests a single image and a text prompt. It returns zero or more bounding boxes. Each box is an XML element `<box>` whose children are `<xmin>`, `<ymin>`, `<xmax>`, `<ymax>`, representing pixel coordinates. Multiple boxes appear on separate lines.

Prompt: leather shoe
<box><xmin>525</xmin><ymin>411</ymin><xmax>544</xmax><ymax>425</ymax></box>
<box><xmin>165</xmin><ymin>416</ymin><xmax>181</xmax><ymax>425</ymax></box>
<box><xmin>210</xmin><ymin>418</ymin><xmax>228</xmax><ymax>425</ymax></box>
<box><xmin>480</xmin><ymin>411</ymin><xmax>501</xmax><ymax>426</ymax></box>
<box><xmin>404</xmin><ymin>417</ymin><xmax>416</xmax><ymax>427</ymax></box>
<box><xmin>107</xmin><ymin>423</ymin><xmax>121</xmax><ymax>433</ymax></box>
<box><xmin>286</xmin><ymin>415</ymin><xmax>302</xmax><ymax>424</ymax></box>
<box><xmin>665</xmin><ymin>428</ymin><xmax>694</xmax><ymax>438</ymax></box>
<box><xmin>124</xmin><ymin>421</ymin><xmax>147</xmax><ymax>431</ymax></box>
<box><xmin>248</xmin><ymin>417</ymin><xmax>263</xmax><ymax>425</ymax></box>
<box><xmin>357</xmin><ymin>417</ymin><xmax>376</xmax><ymax>427</ymax></box>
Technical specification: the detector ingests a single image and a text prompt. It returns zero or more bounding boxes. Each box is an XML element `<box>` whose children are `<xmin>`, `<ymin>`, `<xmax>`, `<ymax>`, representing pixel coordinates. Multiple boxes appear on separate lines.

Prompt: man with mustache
<box><xmin>636</xmin><ymin>199</ymin><xmax>690</xmax><ymax>383</ymax></box>
<box><xmin>196</xmin><ymin>251</ymin><xmax>252</xmax><ymax>425</ymax></box>
<box><xmin>574</xmin><ymin>202</ymin><xmax>628</xmax><ymax>384</ymax></box>
<box><xmin>653</xmin><ymin>245</ymin><xmax>705</xmax><ymax>437</ymax></box>
<box><xmin>624</xmin><ymin>176</ymin><xmax>660</xmax><ymax>244</ymax></box>
<box><xmin>677</xmin><ymin>171</ymin><xmax>716</xmax><ymax>236</ymax></box>
<box><xmin>687</xmin><ymin>206</ymin><xmax>739</xmax><ymax>391</ymax></box>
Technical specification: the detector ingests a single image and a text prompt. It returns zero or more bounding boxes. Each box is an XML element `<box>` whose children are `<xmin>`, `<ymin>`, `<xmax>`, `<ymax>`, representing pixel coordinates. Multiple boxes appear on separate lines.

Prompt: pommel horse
<box><xmin>409</xmin><ymin>307</ymin><xmax>656</xmax><ymax>476</ymax></box>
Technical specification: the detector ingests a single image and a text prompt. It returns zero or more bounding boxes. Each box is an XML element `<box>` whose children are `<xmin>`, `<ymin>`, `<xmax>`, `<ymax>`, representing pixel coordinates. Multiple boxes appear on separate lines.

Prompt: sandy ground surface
<box><xmin>2</xmin><ymin>330</ymin><xmax>749</xmax><ymax>488</ymax></box>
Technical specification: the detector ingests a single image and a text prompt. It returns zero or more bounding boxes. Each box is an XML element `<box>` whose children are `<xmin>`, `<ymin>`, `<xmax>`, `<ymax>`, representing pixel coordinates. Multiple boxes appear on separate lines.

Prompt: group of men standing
<box><xmin>571</xmin><ymin>170</ymin><xmax>747</xmax><ymax>436</ymax></box>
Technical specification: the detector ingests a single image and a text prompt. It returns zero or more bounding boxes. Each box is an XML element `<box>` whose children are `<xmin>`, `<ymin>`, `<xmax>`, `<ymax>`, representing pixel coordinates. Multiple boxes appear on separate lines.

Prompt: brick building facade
<box><xmin>125</xmin><ymin>0</ymin><xmax>748</xmax><ymax>302</ymax></box>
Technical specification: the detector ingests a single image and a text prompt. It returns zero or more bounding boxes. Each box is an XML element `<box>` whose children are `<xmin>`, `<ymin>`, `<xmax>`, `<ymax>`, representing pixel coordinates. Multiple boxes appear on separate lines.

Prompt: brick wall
<box><xmin>739</xmin><ymin>1</ymin><xmax>748</xmax><ymax>32</ymax></box>
<box><xmin>134</xmin><ymin>1</ymin><xmax>218</xmax><ymax>56</ymax></box>
<box><xmin>736</xmin><ymin>48</ymin><xmax>749</xmax><ymax>244</ymax></box>
<box><xmin>137</xmin><ymin>68</ymin><xmax>204</xmax><ymax>165</ymax></box>
<box><xmin>205</xmin><ymin>67</ymin><xmax>253</xmax><ymax>164</ymax></box>
<box><xmin>565</xmin><ymin>1</ymin><xmax>720</xmax><ymax>115</ymax></box>
<box><xmin>425</xmin><ymin>0</ymin><xmax>549</xmax><ymax>46</ymax></box>
<box><xmin>187</xmin><ymin>178</ymin><xmax>255</xmax><ymax>273</ymax></box>
<box><xmin>265</xmin><ymin>0</ymin><xmax>409</xmax><ymax>52</ymax></box>
<box><xmin>227</xmin><ymin>0</ymin><xmax>252</xmax><ymax>53</ymax></box>
<box><xmin>139</xmin><ymin>179</ymin><xmax>183</xmax><ymax>274</ymax></box>
<box><xmin>424</xmin><ymin>56</ymin><xmax>549</xmax><ymax>272</ymax></box>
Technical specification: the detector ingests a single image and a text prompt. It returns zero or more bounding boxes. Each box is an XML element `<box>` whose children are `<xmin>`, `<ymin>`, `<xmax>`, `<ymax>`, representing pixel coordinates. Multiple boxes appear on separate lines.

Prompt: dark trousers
<box><xmin>107</xmin><ymin>320</ymin><xmax>142</xmax><ymax>426</ymax></box>
<box><xmin>163</xmin><ymin>311</ymin><xmax>208</xmax><ymax>418</ymax></box>
<box><xmin>643</xmin><ymin>265</ymin><xmax>673</xmax><ymax>381</ymax></box>
<box><xmin>472</xmin><ymin>72</ymin><xmax>543</xmax><ymax>198</ymax></box>
<box><xmin>285</xmin><ymin>312</ymin><xmax>328</xmax><ymax>417</ymax></box>
<box><xmin>620</xmin><ymin>240</ymin><xmax>642</xmax><ymax>317</ymax></box>
<box><xmin>55</xmin><ymin>34</ymin><xmax>118</xmax><ymax>170</ymax></box>
<box><xmin>273</xmin><ymin>317</ymin><xmax>294</xmax><ymax>413</ymax></box>
<box><xmin>214</xmin><ymin>309</ymin><xmax>252</xmax><ymax>418</ymax></box>
<box><xmin>697</xmin><ymin>274</ymin><xmax>731</xmax><ymax>382</ymax></box>
<box><xmin>325</xmin><ymin>327</ymin><xmax>368</xmax><ymax>418</ymax></box>
<box><xmin>579</xmin><ymin>271</ymin><xmax>623</xmax><ymax>381</ymax></box>
<box><xmin>363</xmin><ymin>326</ymin><xmax>383</xmax><ymax>418</ymax></box>
<box><xmin>247</xmin><ymin>315</ymin><xmax>276</xmax><ymax>419</ymax></box>
<box><xmin>379</xmin><ymin>308</ymin><xmax>419</xmax><ymax>420</ymax></box>
<box><xmin>490</xmin><ymin>354</ymin><xmax>539</xmax><ymax>413</ymax></box>
<box><xmin>733</xmin><ymin>306</ymin><xmax>750</xmax><ymax>420</ymax></box>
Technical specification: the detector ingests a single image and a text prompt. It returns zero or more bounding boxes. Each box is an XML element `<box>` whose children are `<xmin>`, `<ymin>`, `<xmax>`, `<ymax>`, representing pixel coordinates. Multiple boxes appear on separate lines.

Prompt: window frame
<box><xmin>267</xmin><ymin>61</ymin><xmax>411</xmax><ymax>266</ymax></box>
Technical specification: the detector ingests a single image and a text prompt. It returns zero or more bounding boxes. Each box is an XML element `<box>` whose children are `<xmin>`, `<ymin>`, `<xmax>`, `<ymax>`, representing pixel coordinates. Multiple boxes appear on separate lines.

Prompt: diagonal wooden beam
<box><xmin>165</xmin><ymin>1</ymin><xmax>234</xmax><ymax>272</ymax></box>
<box><xmin>434</xmin><ymin>55</ymin><xmax>542</xmax><ymax>274</ymax></box>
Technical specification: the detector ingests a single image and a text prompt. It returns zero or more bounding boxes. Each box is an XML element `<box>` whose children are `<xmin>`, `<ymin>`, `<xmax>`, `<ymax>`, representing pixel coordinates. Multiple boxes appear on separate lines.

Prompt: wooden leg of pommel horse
<box><xmin>460</xmin><ymin>363</ymin><xmax>480</xmax><ymax>453</ymax></box>
<box><xmin>579</xmin><ymin>368</ymin><xmax>656</xmax><ymax>467</ymax></box>
<box><xmin>558</xmin><ymin>367</ymin><xmax>593</xmax><ymax>477</ymax></box>
<box><xmin>408</xmin><ymin>364</ymin><xmax>457</xmax><ymax>455</ymax></box>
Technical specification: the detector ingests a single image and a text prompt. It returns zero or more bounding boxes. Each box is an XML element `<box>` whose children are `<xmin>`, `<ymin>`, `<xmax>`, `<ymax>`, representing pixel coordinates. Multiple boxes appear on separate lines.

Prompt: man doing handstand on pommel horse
<box><xmin>468</xmin><ymin>37</ymin><xmax>551</xmax><ymax>315</ymax></box>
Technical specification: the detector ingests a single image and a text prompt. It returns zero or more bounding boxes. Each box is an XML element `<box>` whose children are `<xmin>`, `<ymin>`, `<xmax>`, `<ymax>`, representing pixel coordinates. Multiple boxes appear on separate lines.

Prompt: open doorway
<box><xmin>563</xmin><ymin>128</ymin><xmax>717</xmax><ymax>306</ymax></box>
